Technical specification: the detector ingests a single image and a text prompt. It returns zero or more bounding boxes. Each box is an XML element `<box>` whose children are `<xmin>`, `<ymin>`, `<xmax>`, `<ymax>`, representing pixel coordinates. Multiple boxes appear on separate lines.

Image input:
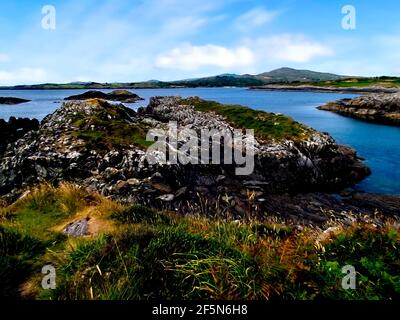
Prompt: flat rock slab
<box><xmin>63</xmin><ymin>218</ymin><xmax>90</xmax><ymax>237</ymax></box>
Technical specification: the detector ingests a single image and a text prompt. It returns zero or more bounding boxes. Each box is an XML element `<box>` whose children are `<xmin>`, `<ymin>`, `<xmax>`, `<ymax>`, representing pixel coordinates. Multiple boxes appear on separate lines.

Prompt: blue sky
<box><xmin>1</xmin><ymin>0</ymin><xmax>400</xmax><ymax>85</ymax></box>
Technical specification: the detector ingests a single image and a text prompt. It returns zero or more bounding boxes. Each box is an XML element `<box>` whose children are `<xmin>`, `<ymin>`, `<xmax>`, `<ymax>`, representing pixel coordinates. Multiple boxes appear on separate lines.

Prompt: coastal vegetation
<box><xmin>70</xmin><ymin>106</ymin><xmax>153</xmax><ymax>151</ymax></box>
<box><xmin>1</xmin><ymin>184</ymin><xmax>399</xmax><ymax>300</ymax></box>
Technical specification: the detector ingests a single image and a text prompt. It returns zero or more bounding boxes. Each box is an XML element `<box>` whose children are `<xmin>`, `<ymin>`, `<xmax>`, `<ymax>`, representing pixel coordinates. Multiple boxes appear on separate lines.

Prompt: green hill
<box><xmin>256</xmin><ymin>67</ymin><xmax>347</xmax><ymax>82</ymax></box>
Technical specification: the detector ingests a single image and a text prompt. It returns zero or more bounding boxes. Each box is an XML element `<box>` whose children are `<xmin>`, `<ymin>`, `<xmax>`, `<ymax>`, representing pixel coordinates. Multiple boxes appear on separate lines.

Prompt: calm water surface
<box><xmin>0</xmin><ymin>87</ymin><xmax>399</xmax><ymax>195</ymax></box>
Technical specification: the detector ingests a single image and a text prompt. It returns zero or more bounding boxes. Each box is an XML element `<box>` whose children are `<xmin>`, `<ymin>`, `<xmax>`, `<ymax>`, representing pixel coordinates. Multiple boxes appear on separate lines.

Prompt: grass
<box><xmin>5</xmin><ymin>183</ymin><xmax>86</xmax><ymax>239</ymax></box>
<box><xmin>313</xmin><ymin>225</ymin><xmax>400</xmax><ymax>299</ymax></box>
<box><xmin>0</xmin><ymin>225</ymin><xmax>47</xmax><ymax>298</ymax></box>
<box><xmin>71</xmin><ymin>120</ymin><xmax>153</xmax><ymax>151</ymax></box>
<box><xmin>0</xmin><ymin>183</ymin><xmax>399</xmax><ymax>300</ymax></box>
<box><xmin>179</xmin><ymin>97</ymin><xmax>312</xmax><ymax>141</ymax></box>
<box><xmin>110</xmin><ymin>204</ymin><xmax>171</xmax><ymax>225</ymax></box>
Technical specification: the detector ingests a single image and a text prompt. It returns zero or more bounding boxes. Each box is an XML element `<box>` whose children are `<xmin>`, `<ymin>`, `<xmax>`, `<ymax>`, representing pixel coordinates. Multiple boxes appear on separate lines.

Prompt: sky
<box><xmin>0</xmin><ymin>0</ymin><xmax>400</xmax><ymax>85</ymax></box>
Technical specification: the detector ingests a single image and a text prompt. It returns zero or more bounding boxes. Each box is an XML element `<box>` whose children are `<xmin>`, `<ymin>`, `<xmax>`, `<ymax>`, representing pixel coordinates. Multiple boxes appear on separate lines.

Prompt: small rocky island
<box><xmin>1</xmin><ymin>96</ymin><xmax>399</xmax><ymax>225</ymax></box>
<box><xmin>319</xmin><ymin>92</ymin><xmax>400</xmax><ymax>126</ymax></box>
<box><xmin>0</xmin><ymin>97</ymin><xmax>31</xmax><ymax>105</ymax></box>
<box><xmin>65</xmin><ymin>89</ymin><xmax>144</xmax><ymax>103</ymax></box>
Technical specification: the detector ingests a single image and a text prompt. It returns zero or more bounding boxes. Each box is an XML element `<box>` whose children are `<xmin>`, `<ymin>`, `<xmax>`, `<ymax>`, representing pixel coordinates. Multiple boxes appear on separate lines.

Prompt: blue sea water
<box><xmin>0</xmin><ymin>87</ymin><xmax>399</xmax><ymax>195</ymax></box>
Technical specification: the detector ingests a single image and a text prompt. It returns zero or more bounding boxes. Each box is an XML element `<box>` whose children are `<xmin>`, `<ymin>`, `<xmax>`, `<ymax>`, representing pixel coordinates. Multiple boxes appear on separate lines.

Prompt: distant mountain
<box><xmin>256</xmin><ymin>67</ymin><xmax>347</xmax><ymax>82</ymax></box>
<box><xmin>171</xmin><ymin>75</ymin><xmax>264</xmax><ymax>87</ymax></box>
<box><xmin>0</xmin><ymin>67</ymin><xmax>350</xmax><ymax>89</ymax></box>
<box><xmin>159</xmin><ymin>68</ymin><xmax>348</xmax><ymax>87</ymax></box>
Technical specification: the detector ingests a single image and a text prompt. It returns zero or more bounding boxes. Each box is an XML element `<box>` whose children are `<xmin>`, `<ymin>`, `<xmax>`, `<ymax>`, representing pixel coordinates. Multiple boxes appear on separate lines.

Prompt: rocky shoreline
<box><xmin>318</xmin><ymin>92</ymin><xmax>400</xmax><ymax>126</ymax></box>
<box><xmin>0</xmin><ymin>96</ymin><xmax>398</xmax><ymax>225</ymax></box>
<box><xmin>249</xmin><ymin>84</ymin><xmax>399</xmax><ymax>94</ymax></box>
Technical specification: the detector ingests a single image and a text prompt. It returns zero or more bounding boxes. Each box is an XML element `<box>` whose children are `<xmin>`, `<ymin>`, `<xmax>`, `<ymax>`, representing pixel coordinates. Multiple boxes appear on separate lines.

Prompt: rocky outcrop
<box><xmin>65</xmin><ymin>90</ymin><xmax>144</xmax><ymax>103</ymax></box>
<box><xmin>141</xmin><ymin>96</ymin><xmax>370</xmax><ymax>192</ymax></box>
<box><xmin>0</xmin><ymin>117</ymin><xmax>39</xmax><ymax>154</ymax></box>
<box><xmin>250</xmin><ymin>84</ymin><xmax>398</xmax><ymax>94</ymax></box>
<box><xmin>318</xmin><ymin>93</ymin><xmax>400</xmax><ymax>125</ymax></box>
<box><xmin>0</xmin><ymin>97</ymin><xmax>31</xmax><ymax>105</ymax></box>
<box><xmin>0</xmin><ymin>97</ymin><xmax>379</xmax><ymax>221</ymax></box>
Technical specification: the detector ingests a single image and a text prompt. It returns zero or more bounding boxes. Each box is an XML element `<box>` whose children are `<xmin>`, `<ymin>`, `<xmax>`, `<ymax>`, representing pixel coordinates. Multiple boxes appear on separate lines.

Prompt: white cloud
<box><xmin>0</xmin><ymin>68</ymin><xmax>48</xmax><ymax>85</ymax></box>
<box><xmin>245</xmin><ymin>34</ymin><xmax>334</xmax><ymax>63</ymax></box>
<box><xmin>155</xmin><ymin>43</ymin><xmax>254</xmax><ymax>70</ymax></box>
<box><xmin>0</xmin><ymin>54</ymin><xmax>10</xmax><ymax>63</ymax></box>
<box><xmin>155</xmin><ymin>34</ymin><xmax>333</xmax><ymax>72</ymax></box>
<box><xmin>235</xmin><ymin>7</ymin><xmax>278</xmax><ymax>31</ymax></box>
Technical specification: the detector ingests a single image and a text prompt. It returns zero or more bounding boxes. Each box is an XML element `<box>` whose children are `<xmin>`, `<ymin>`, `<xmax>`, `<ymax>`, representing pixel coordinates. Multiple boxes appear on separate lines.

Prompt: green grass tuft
<box><xmin>0</xmin><ymin>225</ymin><xmax>46</xmax><ymax>298</ymax></box>
<box><xmin>179</xmin><ymin>97</ymin><xmax>312</xmax><ymax>141</ymax></box>
<box><xmin>111</xmin><ymin>204</ymin><xmax>171</xmax><ymax>225</ymax></box>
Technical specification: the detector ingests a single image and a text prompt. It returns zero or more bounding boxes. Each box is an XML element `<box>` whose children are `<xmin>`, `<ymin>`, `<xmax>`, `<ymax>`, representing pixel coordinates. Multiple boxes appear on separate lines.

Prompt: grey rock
<box><xmin>158</xmin><ymin>194</ymin><xmax>175</xmax><ymax>202</ymax></box>
<box><xmin>63</xmin><ymin>218</ymin><xmax>89</xmax><ymax>237</ymax></box>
